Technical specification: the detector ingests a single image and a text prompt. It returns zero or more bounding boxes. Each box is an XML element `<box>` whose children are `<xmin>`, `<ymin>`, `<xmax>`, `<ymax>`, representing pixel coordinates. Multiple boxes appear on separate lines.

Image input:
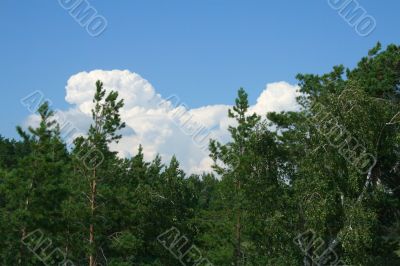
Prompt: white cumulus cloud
<box><xmin>24</xmin><ymin>70</ymin><xmax>300</xmax><ymax>174</ymax></box>
<box><xmin>250</xmin><ymin>81</ymin><xmax>301</xmax><ymax>114</ymax></box>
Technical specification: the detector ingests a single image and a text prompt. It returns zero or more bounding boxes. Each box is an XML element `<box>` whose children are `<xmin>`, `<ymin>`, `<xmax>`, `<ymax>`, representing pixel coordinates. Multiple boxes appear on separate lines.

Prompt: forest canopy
<box><xmin>0</xmin><ymin>43</ymin><xmax>399</xmax><ymax>265</ymax></box>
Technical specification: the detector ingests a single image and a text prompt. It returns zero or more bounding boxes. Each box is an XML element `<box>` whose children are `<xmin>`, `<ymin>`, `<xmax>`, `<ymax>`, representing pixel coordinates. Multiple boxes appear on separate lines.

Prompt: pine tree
<box><xmin>70</xmin><ymin>80</ymin><xmax>125</xmax><ymax>266</ymax></box>
<box><xmin>210</xmin><ymin>88</ymin><xmax>260</xmax><ymax>265</ymax></box>
<box><xmin>0</xmin><ymin>102</ymin><xmax>70</xmax><ymax>265</ymax></box>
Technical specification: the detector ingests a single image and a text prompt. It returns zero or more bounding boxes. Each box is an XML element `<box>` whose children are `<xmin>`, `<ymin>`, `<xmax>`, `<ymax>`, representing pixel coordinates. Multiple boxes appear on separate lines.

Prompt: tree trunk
<box><xmin>19</xmin><ymin>180</ymin><xmax>33</xmax><ymax>265</ymax></box>
<box><xmin>89</xmin><ymin>169</ymin><xmax>97</xmax><ymax>266</ymax></box>
<box><xmin>18</xmin><ymin>228</ymin><xmax>26</xmax><ymax>265</ymax></box>
<box><xmin>234</xmin><ymin>180</ymin><xmax>242</xmax><ymax>266</ymax></box>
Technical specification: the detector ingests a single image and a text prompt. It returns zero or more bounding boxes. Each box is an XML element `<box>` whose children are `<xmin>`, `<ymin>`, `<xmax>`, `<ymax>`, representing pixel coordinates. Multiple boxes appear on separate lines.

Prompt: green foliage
<box><xmin>0</xmin><ymin>44</ymin><xmax>399</xmax><ymax>265</ymax></box>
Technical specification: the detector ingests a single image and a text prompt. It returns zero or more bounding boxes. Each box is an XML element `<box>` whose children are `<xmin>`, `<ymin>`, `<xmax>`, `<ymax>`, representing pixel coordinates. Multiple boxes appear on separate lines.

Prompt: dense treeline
<box><xmin>0</xmin><ymin>43</ymin><xmax>399</xmax><ymax>266</ymax></box>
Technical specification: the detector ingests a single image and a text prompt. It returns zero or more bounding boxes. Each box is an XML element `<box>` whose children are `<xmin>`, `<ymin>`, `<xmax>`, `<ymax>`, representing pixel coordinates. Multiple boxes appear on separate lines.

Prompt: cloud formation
<box><xmin>24</xmin><ymin>70</ymin><xmax>300</xmax><ymax>173</ymax></box>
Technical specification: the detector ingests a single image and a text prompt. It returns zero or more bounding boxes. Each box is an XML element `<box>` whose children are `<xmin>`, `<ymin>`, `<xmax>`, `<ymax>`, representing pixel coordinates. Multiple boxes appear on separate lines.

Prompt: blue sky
<box><xmin>1</xmin><ymin>0</ymin><xmax>399</xmax><ymax>139</ymax></box>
